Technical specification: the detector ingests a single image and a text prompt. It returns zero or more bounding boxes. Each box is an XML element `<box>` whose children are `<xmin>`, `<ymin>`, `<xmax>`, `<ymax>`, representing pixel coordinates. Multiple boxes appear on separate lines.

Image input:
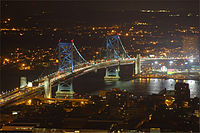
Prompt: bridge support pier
<box><xmin>44</xmin><ymin>78</ymin><xmax>52</xmax><ymax>98</ymax></box>
<box><xmin>56</xmin><ymin>79</ymin><xmax>74</xmax><ymax>99</ymax></box>
<box><xmin>104</xmin><ymin>66</ymin><xmax>120</xmax><ymax>80</ymax></box>
<box><xmin>20</xmin><ymin>77</ymin><xmax>27</xmax><ymax>90</ymax></box>
<box><xmin>133</xmin><ymin>54</ymin><xmax>141</xmax><ymax>75</ymax></box>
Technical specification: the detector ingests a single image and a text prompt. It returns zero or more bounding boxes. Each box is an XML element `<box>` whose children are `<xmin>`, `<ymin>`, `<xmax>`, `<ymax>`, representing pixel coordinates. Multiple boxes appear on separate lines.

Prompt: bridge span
<box><xmin>0</xmin><ymin>35</ymin><xmax>195</xmax><ymax>107</ymax></box>
<box><xmin>0</xmin><ymin>57</ymin><xmax>195</xmax><ymax>108</ymax></box>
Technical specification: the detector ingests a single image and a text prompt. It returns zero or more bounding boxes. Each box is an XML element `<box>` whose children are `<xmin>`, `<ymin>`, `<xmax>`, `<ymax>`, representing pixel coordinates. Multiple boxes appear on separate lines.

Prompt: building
<box><xmin>105</xmin><ymin>88</ymin><xmax>131</xmax><ymax>107</ymax></box>
<box><xmin>175</xmin><ymin>83</ymin><xmax>190</xmax><ymax>101</ymax></box>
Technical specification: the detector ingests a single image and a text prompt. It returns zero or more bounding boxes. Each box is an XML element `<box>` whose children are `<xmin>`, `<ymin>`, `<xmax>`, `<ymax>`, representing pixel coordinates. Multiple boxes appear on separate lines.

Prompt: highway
<box><xmin>0</xmin><ymin>57</ymin><xmax>195</xmax><ymax>107</ymax></box>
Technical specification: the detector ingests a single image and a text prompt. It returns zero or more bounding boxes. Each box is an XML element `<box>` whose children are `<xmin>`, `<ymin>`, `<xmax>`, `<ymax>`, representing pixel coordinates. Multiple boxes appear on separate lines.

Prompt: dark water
<box><xmin>0</xmin><ymin>67</ymin><xmax>53</xmax><ymax>92</ymax></box>
<box><xmin>1</xmin><ymin>65</ymin><xmax>200</xmax><ymax>98</ymax></box>
<box><xmin>74</xmin><ymin>65</ymin><xmax>200</xmax><ymax>98</ymax></box>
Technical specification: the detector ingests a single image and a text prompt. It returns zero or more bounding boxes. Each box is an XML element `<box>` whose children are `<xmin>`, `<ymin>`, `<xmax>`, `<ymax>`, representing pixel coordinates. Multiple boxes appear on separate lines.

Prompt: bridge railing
<box><xmin>0</xmin><ymin>57</ymin><xmax>197</xmax><ymax>105</ymax></box>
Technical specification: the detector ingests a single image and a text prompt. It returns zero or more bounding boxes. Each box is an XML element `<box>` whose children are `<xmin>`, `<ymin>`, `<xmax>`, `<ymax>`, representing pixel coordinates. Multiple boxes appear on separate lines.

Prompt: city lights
<box><xmin>0</xmin><ymin>1</ymin><xmax>199</xmax><ymax>132</ymax></box>
<box><xmin>189</xmin><ymin>59</ymin><xmax>194</xmax><ymax>63</ymax></box>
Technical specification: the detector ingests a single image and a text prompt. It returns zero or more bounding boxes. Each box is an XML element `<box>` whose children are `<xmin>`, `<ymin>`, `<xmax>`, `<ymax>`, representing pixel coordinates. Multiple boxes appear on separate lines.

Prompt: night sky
<box><xmin>1</xmin><ymin>0</ymin><xmax>199</xmax><ymax>25</ymax></box>
<box><xmin>0</xmin><ymin>0</ymin><xmax>199</xmax><ymax>53</ymax></box>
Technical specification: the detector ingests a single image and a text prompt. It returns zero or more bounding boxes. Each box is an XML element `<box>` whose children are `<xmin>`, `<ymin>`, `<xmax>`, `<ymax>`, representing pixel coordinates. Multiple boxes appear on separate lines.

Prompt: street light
<box><xmin>189</xmin><ymin>59</ymin><xmax>193</xmax><ymax>63</ymax></box>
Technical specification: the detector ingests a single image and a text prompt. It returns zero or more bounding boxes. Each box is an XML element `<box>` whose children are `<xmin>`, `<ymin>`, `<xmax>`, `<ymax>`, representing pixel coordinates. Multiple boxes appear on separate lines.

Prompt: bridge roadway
<box><xmin>0</xmin><ymin>57</ymin><xmax>193</xmax><ymax>107</ymax></box>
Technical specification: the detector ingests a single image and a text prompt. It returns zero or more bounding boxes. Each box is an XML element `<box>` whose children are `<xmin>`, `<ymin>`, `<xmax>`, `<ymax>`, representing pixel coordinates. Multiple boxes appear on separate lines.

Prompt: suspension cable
<box><xmin>118</xmin><ymin>36</ymin><xmax>130</xmax><ymax>58</ymax></box>
<box><xmin>72</xmin><ymin>42</ymin><xmax>87</xmax><ymax>62</ymax></box>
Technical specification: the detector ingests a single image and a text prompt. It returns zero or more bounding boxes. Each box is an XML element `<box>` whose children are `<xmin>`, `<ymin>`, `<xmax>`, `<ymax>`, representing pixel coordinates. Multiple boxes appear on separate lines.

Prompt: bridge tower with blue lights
<box><xmin>104</xmin><ymin>35</ymin><xmax>129</xmax><ymax>80</ymax></box>
<box><xmin>56</xmin><ymin>42</ymin><xmax>74</xmax><ymax>98</ymax></box>
<box><xmin>55</xmin><ymin>40</ymin><xmax>87</xmax><ymax>99</ymax></box>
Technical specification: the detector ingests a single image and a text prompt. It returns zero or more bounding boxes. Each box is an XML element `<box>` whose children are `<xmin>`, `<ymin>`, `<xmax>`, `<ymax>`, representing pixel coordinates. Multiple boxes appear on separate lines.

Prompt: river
<box><xmin>1</xmin><ymin>65</ymin><xmax>199</xmax><ymax>98</ymax></box>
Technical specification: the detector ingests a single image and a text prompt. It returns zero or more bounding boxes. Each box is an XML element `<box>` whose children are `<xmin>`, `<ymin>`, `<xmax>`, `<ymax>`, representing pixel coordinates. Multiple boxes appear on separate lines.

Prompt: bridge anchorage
<box><xmin>104</xmin><ymin>35</ymin><xmax>130</xmax><ymax>80</ymax></box>
<box><xmin>44</xmin><ymin>77</ymin><xmax>52</xmax><ymax>98</ymax></box>
<box><xmin>133</xmin><ymin>54</ymin><xmax>141</xmax><ymax>76</ymax></box>
<box><xmin>53</xmin><ymin>41</ymin><xmax>87</xmax><ymax>99</ymax></box>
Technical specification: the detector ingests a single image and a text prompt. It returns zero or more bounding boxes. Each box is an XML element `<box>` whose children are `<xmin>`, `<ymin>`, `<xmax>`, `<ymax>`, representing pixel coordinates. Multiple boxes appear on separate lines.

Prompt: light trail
<box><xmin>0</xmin><ymin>57</ymin><xmax>195</xmax><ymax>106</ymax></box>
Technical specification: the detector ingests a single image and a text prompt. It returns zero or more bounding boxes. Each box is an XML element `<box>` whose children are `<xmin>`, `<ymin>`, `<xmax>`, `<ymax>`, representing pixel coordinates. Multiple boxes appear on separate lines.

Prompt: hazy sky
<box><xmin>1</xmin><ymin>0</ymin><xmax>199</xmax><ymax>16</ymax></box>
<box><xmin>1</xmin><ymin>0</ymin><xmax>199</xmax><ymax>26</ymax></box>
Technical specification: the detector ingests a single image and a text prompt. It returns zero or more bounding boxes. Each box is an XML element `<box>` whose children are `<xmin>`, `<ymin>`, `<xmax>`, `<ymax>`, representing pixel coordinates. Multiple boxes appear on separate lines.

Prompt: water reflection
<box><xmin>104</xmin><ymin>78</ymin><xmax>200</xmax><ymax>98</ymax></box>
<box><xmin>148</xmin><ymin>79</ymin><xmax>163</xmax><ymax>94</ymax></box>
<box><xmin>184</xmin><ymin>80</ymin><xmax>199</xmax><ymax>98</ymax></box>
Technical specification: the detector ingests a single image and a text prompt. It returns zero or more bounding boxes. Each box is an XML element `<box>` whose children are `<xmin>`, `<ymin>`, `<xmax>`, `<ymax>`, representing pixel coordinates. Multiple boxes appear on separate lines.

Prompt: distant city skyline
<box><xmin>0</xmin><ymin>1</ymin><xmax>199</xmax><ymax>132</ymax></box>
<box><xmin>1</xmin><ymin>0</ymin><xmax>199</xmax><ymax>26</ymax></box>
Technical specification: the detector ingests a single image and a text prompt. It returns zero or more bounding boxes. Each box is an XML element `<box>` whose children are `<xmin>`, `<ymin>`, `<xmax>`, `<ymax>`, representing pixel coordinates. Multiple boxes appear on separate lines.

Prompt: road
<box><xmin>0</xmin><ymin>57</ymin><xmax>195</xmax><ymax>107</ymax></box>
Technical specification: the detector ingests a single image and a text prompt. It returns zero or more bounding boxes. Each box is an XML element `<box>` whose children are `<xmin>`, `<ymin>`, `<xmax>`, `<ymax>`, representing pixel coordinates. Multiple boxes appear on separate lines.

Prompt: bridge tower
<box><xmin>104</xmin><ymin>35</ymin><xmax>129</xmax><ymax>80</ymax></box>
<box><xmin>56</xmin><ymin>42</ymin><xmax>74</xmax><ymax>99</ymax></box>
<box><xmin>55</xmin><ymin>41</ymin><xmax>87</xmax><ymax>99</ymax></box>
<box><xmin>134</xmin><ymin>54</ymin><xmax>141</xmax><ymax>75</ymax></box>
<box><xmin>20</xmin><ymin>77</ymin><xmax>27</xmax><ymax>89</ymax></box>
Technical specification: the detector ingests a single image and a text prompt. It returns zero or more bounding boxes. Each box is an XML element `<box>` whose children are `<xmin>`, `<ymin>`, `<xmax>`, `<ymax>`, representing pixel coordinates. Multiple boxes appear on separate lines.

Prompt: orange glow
<box><xmin>149</xmin><ymin>114</ymin><xmax>152</xmax><ymax>120</ymax></box>
<box><xmin>4</xmin><ymin>58</ymin><xmax>10</xmax><ymax>62</ymax></box>
<box><xmin>152</xmin><ymin>42</ymin><xmax>157</xmax><ymax>45</ymax></box>
<box><xmin>27</xmin><ymin>99</ymin><xmax>32</xmax><ymax>105</ymax></box>
<box><xmin>165</xmin><ymin>97</ymin><xmax>175</xmax><ymax>107</ymax></box>
<box><xmin>11</xmin><ymin>28</ymin><xmax>16</xmax><ymax>31</ymax></box>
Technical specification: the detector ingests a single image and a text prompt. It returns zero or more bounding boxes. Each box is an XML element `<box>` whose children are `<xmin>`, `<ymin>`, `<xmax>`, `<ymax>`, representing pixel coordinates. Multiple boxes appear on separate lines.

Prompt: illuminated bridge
<box><xmin>0</xmin><ymin>35</ymin><xmax>195</xmax><ymax>107</ymax></box>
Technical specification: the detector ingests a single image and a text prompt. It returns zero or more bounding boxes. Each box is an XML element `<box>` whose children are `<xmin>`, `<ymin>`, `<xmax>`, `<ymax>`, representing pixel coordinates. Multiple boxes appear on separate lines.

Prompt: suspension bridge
<box><xmin>0</xmin><ymin>35</ymin><xmax>195</xmax><ymax>107</ymax></box>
